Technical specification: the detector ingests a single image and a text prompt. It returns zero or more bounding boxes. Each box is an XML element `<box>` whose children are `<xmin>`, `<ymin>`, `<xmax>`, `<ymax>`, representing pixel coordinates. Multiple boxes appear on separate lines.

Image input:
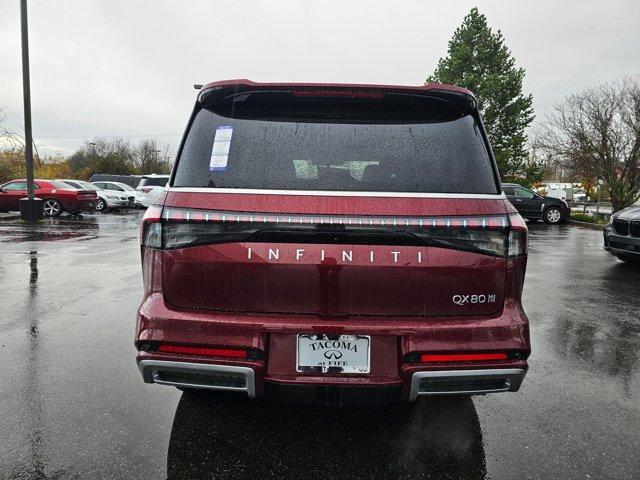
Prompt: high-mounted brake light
<box><xmin>420</xmin><ymin>352</ymin><xmax>509</xmax><ymax>363</ymax></box>
<box><xmin>158</xmin><ymin>344</ymin><xmax>247</xmax><ymax>359</ymax></box>
<box><xmin>291</xmin><ymin>90</ymin><xmax>384</xmax><ymax>99</ymax></box>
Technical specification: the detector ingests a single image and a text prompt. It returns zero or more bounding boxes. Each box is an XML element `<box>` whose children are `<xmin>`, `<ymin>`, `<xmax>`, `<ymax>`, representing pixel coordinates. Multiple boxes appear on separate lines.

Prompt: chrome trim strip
<box><xmin>138</xmin><ymin>360</ymin><xmax>256</xmax><ymax>397</ymax></box>
<box><xmin>409</xmin><ymin>368</ymin><xmax>526</xmax><ymax>401</ymax></box>
<box><xmin>167</xmin><ymin>187</ymin><xmax>506</xmax><ymax>199</ymax></box>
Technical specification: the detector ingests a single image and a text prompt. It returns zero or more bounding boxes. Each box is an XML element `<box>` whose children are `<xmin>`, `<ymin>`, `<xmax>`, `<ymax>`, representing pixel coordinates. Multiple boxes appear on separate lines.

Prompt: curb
<box><xmin>568</xmin><ymin>220</ymin><xmax>605</xmax><ymax>231</ymax></box>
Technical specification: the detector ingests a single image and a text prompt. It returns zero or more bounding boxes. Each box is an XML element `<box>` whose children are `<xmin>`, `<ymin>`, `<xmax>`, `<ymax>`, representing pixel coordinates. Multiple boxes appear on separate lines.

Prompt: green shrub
<box><xmin>570</xmin><ymin>212</ymin><xmax>608</xmax><ymax>224</ymax></box>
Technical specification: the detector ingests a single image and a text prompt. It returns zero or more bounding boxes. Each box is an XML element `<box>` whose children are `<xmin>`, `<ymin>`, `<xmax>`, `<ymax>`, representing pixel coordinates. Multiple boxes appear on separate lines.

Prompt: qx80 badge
<box><xmin>452</xmin><ymin>294</ymin><xmax>497</xmax><ymax>306</ymax></box>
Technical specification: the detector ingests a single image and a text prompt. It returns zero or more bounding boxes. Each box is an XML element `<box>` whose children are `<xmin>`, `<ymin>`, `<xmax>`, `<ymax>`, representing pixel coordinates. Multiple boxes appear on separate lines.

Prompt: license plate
<box><xmin>296</xmin><ymin>334</ymin><xmax>370</xmax><ymax>374</ymax></box>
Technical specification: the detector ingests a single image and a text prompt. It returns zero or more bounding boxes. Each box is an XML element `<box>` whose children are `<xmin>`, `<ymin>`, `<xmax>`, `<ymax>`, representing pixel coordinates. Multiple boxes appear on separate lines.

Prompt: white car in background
<box><xmin>135</xmin><ymin>175</ymin><xmax>170</xmax><ymax>207</ymax></box>
<box><xmin>57</xmin><ymin>179</ymin><xmax>127</xmax><ymax>212</ymax></box>
<box><xmin>91</xmin><ymin>181</ymin><xmax>142</xmax><ymax>208</ymax></box>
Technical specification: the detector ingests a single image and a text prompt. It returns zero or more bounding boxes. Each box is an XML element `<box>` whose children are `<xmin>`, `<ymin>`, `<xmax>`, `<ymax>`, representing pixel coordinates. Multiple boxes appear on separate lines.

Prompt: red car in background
<box><xmin>0</xmin><ymin>179</ymin><xmax>97</xmax><ymax>217</ymax></box>
<box><xmin>136</xmin><ymin>80</ymin><xmax>530</xmax><ymax>406</ymax></box>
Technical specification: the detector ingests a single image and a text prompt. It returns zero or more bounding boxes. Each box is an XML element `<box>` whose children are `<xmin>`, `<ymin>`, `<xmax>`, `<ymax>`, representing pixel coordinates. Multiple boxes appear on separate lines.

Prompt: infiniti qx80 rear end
<box><xmin>135</xmin><ymin>80</ymin><xmax>530</xmax><ymax>406</ymax></box>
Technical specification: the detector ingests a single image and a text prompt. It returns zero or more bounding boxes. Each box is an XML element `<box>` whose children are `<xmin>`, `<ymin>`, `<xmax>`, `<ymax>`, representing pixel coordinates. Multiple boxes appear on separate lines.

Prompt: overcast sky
<box><xmin>1</xmin><ymin>0</ymin><xmax>639</xmax><ymax>156</ymax></box>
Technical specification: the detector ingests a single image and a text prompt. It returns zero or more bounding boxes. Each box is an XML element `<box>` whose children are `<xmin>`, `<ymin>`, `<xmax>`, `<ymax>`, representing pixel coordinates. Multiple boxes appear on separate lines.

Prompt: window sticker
<box><xmin>210</xmin><ymin>126</ymin><xmax>233</xmax><ymax>172</ymax></box>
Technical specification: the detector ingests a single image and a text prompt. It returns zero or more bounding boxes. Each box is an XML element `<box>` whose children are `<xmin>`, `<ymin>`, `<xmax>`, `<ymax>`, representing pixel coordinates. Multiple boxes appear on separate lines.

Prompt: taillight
<box><xmin>507</xmin><ymin>213</ymin><xmax>528</xmax><ymax>257</ymax></box>
<box><xmin>158</xmin><ymin>344</ymin><xmax>247</xmax><ymax>358</ymax></box>
<box><xmin>150</xmin><ymin>343</ymin><xmax>262</xmax><ymax>360</ymax></box>
<box><xmin>404</xmin><ymin>350</ymin><xmax>527</xmax><ymax>364</ymax></box>
<box><xmin>420</xmin><ymin>352</ymin><xmax>508</xmax><ymax>362</ymax></box>
<box><xmin>151</xmin><ymin>206</ymin><xmax>513</xmax><ymax>257</ymax></box>
<box><xmin>292</xmin><ymin>90</ymin><xmax>384</xmax><ymax>99</ymax></box>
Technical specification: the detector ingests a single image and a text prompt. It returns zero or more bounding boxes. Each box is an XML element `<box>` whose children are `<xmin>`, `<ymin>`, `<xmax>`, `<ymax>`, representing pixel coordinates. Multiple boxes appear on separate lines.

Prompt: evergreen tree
<box><xmin>428</xmin><ymin>8</ymin><xmax>535</xmax><ymax>183</ymax></box>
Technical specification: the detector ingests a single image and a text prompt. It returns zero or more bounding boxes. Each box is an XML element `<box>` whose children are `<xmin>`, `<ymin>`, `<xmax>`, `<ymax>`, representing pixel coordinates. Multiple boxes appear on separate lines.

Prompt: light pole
<box><xmin>596</xmin><ymin>178</ymin><xmax>604</xmax><ymax>214</ymax></box>
<box><xmin>19</xmin><ymin>0</ymin><xmax>42</xmax><ymax>221</ymax></box>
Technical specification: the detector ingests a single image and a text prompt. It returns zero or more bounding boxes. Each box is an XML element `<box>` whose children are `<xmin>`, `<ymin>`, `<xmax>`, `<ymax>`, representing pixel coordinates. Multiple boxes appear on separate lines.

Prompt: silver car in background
<box><xmin>57</xmin><ymin>179</ymin><xmax>128</xmax><ymax>212</ymax></box>
<box><xmin>91</xmin><ymin>181</ymin><xmax>142</xmax><ymax>208</ymax></box>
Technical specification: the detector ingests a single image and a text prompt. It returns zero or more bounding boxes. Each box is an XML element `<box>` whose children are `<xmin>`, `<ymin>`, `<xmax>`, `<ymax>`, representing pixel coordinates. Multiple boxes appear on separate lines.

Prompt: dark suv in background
<box><xmin>503</xmin><ymin>183</ymin><xmax>570</xmax><ymax>224</ymax></box>
<box><xmin>603</xmin><ymin>205</ymin><xmax>640</xmax><ymax>264</ymax></box>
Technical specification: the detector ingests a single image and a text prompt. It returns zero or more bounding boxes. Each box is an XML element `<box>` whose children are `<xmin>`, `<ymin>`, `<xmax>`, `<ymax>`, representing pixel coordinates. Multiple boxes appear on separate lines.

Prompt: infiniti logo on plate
<box><xmin>324</xmin><ymin>350</ymin><xmax>343</xmax><ymax>359</ymax></box>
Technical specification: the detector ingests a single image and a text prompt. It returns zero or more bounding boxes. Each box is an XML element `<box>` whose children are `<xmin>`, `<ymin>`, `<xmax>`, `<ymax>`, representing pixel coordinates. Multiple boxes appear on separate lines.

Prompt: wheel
<box><xmin>543</xmin><ymin>206</ymin><xmax>563</xmax><ymax>224</ymax></box>
<box><xmin>42</xmin><ymin>198</ymin><xmax>63</xmax><ymax>217</ymax></box>
<box><xmin>95</xmin><ymin>198</ymin><xmax>107</xmax><ymax>212</ymax></box>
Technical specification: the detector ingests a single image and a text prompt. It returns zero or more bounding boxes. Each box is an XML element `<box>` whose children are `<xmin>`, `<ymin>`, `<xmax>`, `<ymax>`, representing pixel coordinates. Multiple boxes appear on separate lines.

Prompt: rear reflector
<box><xmin>420</xmin><ymin>353</ymin><xmax>508</xmax><ymax>363</ymax></box>
<box><xmin>158</xmin><ymin>344</ymin><xmax>247</xmax><ymax>359</ymax></box>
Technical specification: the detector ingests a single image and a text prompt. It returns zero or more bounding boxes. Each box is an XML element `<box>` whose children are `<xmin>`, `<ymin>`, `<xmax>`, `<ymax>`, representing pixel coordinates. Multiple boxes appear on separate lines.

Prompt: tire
<box><xmin>543</xmin><ymin>206</ymin><xmax>563</xmax><ymax>224</ymax></box>
<box><xmin>42</xmin><ymin>198</ymin><xmax>63</xmax><ymax>217</ymax></box>
<box><xmin>95</xmin><ymin>198</ymin><xmax>107</xmax><ymax>212</ymax></box>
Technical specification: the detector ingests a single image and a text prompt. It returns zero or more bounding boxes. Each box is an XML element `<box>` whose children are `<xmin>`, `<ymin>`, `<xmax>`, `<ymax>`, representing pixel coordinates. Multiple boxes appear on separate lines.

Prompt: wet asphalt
<box><xmin>0</xmin><ymin>212</ymin><xmax>639</xmax><ymax>480</ymax></box>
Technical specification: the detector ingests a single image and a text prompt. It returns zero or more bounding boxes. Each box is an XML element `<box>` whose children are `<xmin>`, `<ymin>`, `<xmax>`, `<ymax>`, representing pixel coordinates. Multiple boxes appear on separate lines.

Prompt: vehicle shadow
<box><xmin>166</xmin><ymin>392</ymin><xmax>486</xmax><ymax>480</ymax></box>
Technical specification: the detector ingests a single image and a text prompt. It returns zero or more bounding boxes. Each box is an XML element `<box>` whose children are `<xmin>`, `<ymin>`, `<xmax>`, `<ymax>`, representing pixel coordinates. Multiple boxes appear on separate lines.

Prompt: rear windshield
<box><xmin>140</xmin><ymin>177</ymin><xmax>169</xmax><ymax>187</ymax></box>
<box><xmin>174</xmin><ymin>103</ymin><xmax>498</xmax><ymax>194</ymax></box>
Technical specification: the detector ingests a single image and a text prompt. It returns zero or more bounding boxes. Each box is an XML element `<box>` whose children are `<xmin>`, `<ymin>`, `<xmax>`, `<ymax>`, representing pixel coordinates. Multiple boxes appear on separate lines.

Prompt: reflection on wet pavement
<box><xmin>0</xmin><ymin>217</ymin><xmax>99</xmax><ymax>242</ymax></box>
<box><xmin>167</xmin><ymin>393</ymin><xmax>485</xmax><ymax>480</ymax></box>
<box><xmin>526</xmin><ymin>223</ymin><xmax>640</xmax><ymax>396</ymax></box>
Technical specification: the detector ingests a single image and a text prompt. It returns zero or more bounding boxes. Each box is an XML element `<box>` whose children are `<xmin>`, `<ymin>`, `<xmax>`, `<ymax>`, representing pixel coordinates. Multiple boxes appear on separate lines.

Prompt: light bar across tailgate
<box><xmin>142</xmin><ymin>207</ymin><xmax>516</xmax><ymax>257</ymax></box>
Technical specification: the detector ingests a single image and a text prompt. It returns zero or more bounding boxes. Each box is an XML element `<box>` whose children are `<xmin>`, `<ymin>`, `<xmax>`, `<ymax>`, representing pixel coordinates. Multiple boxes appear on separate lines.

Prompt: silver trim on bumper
<box><xmin>138</xmin><ymin>360</ymin><xmax>256</xmax><ymax>397</ymax></box>
<box><xmin>409</xmin><ymin>368</ymin><xmax>526</xmax><ymax>401</ymax></box>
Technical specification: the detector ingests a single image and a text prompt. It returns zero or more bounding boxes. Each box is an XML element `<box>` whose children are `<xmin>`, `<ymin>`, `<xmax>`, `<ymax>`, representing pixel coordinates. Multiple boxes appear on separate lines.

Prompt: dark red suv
<box><xmin>136</xmin><ymin>80</ymin><xmax>530</xmax><ymax>405</ymax></box>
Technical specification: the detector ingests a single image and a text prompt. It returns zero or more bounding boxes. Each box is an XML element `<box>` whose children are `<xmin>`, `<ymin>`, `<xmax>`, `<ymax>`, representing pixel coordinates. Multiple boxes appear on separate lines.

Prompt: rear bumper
<box><xmin>136</xmin><ymin>293</ymin><xmax>529</xmax><ymax>404</ymax></box>
<box><xmin>64</xmin><ymin>198</ymin><xmax>96</xmax><ymax>211</ymax></box>
<box><xmin>138</xmin><ymin>359</ymin><xmax>526</xmax><ymax>404</ymax></box>
<box><xmin>78</xmin><ymin>199</ymin><xmax>96</xmax><ymax>210</ymax></box>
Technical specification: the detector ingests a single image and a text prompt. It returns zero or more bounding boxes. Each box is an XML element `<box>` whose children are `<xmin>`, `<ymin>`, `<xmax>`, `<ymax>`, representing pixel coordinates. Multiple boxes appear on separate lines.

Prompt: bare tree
<box><xmin>0</xmin><ymin>108</ymin><xmax>23</xmax><ymax>149</ymax></box>
<box><xmin>535</xmin><ymin>77</ymin><xmax>640</xmax><ymax>212</ymax></box>
<box><xmin>0</xmin><ymin>107</ymin><xmax>41</xmax><ymax>160</ymax></box>
<box><xmin>135</xmin><ymin>138</ymin><xmax>172</xmax><ymax>175</ymax></box>
<box><xmin>66</xmin><ymin>137</ymin><xmax>137</xmax><ymax>179</ymax></box>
